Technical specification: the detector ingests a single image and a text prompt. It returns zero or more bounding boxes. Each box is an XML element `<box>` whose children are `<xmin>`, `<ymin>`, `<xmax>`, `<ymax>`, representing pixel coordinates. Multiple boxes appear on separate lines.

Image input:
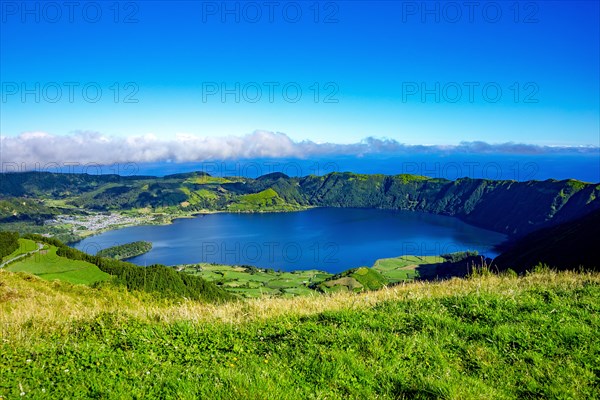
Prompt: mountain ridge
<box><xmin>1</xmin><ymin>171</ymin><xmax>599</xmax><ymax>237</ymax></box>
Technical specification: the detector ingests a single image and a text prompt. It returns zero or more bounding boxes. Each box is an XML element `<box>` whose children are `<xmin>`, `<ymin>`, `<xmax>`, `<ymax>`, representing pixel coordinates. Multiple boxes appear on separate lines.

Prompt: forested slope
<box><xmin>2</xmin><ymin>171</ymin><xmax>599</xmax><ymax>236</ymax></box>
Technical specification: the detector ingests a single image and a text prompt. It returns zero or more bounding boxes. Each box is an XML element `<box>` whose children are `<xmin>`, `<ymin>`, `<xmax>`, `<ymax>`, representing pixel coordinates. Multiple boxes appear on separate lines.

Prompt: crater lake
<box><xmin>72</xmin><ymin>208</ymin><xmax>507</xmax><ymax>273</ymax></box>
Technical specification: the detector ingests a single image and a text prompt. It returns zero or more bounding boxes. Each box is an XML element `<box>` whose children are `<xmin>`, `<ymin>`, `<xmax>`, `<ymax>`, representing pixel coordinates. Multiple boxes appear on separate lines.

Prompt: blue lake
<box><xmin>73</xmin><ymin>208</ymin><xmax>507</xmax><ymax>273</ymax></box>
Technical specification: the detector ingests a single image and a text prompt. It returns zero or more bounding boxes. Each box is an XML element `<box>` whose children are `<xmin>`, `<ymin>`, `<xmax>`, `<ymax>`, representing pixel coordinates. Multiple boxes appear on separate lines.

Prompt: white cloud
<box><xmin>1</xmin><ymin>130</ymin><xmax>597</xmax><ymax>166</ymax></box>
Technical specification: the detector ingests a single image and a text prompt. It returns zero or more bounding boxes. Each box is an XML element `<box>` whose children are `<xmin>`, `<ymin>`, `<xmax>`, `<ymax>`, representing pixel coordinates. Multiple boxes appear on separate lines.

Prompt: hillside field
<box><xmin>1</xmin><ymin>268</ymin><xmax>598</xmax><ymax>399</ymax></box>
<box><xmin>1</xmin><ymin>238</ymin><xmax>38</xmax><ymax>264</ymax></box>
<box><xmin>4</xmin><ymin>243</ymin><xmax>110</xmax><ymax>285</ymax></box>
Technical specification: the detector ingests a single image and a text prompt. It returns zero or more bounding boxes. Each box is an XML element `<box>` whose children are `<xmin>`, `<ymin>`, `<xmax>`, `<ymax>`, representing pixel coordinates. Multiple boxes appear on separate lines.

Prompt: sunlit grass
<box><xmin>4</xmin><ymin>245</ymin><xmax>110</xmax><ymax>285</ymax></box>
<box><xmin>1</xmin><ymin>268</ymin><xmax>598</xmax><ymax>399</ymax></box>
<box><xmin>0</xmin><ymin>238</ymin><xmax>38</xmax><ymax>263</ymax></box>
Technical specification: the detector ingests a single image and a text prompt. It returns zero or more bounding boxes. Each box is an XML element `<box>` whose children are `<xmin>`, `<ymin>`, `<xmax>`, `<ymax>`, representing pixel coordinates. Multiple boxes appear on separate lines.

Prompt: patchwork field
<box><xmin>373</xmin><ymin>255</ymin><xmax>444</xmax><ymax>282</ymax></box>
<box><xmin>175</xmin><ymin>253</ymin><xmax>483</xmax><ymax>297</ymax></box>
<box><xmin>177</xmin><ymin>264</ymin><xmax>332</xmax><ymax>297</ymax></box>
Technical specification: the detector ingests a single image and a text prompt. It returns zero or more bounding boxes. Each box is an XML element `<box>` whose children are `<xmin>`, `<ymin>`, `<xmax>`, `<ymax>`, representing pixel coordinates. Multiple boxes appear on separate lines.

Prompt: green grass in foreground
<box><xmin>5</xmin><ymin>245</ymin><xmax>110</xmax><ymax>285</ymax></box>
<box><xmin>1</xmin><ymin>269</ymin><xmax>598</xmax><ymax>399</ymax></box>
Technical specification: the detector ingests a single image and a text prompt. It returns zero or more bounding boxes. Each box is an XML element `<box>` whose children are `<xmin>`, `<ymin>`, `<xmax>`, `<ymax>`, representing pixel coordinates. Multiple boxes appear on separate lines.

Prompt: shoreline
<box><xmin>64</xmin><ymin>205</ymin><xmax>508</xmax><ymax>250</ymax></box>
<box><xmin>64</xmin><ymin>206</ymin><xmax>315</xmax><ymax>244</ymax></box>
<box><xmin>67</xmin><ymin>207</ymin><xmax>502</xmax><ymax>273</ymax></box>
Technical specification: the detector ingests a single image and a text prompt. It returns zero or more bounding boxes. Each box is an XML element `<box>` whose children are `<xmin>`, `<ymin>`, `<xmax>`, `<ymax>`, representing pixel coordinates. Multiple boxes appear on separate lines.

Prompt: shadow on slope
<box><xmin>494</xmin><ymin>209</ymin><xmax>600</xmax><ymax>273</ymax></box>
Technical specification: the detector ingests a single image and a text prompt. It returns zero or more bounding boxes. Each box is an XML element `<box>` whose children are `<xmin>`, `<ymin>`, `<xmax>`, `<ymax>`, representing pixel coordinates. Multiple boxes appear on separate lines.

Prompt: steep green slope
<box><xmin>0</xmin><ymin>171</ymin><xmax>154</xmax><ymax>198</ymax></box>
<box><xmin>227</xmin><ymin>188</ymin><xmax>302</xmax><ymax>211</ymax></box>
<box><xmin>22</xmin><ymin>234</ymin><xmax>234</xmax><ymax>303</ymax></box>
<box><xmin>1</xmin><ymin>238</ymin><xmax>37</xmax><ymax>263</ymax></box>
<box><xmin>494</xmin><ymin>209</ymin><xmax>600</xmax><ymax>273</ymax></box>
<box><xmin>2</xmin><ymin>171</ymin><xmax>599</xmax><ymax>237</ymax></box>
<box><xmin>0</xmin><ymin>198</ymin><xmax>62</xmax><ymax>224</ymax></box>
<box><xmin>297</xmin><ymin>173</ymin><xmax>600</xmax><ymax>236</ymax></box>
<box><xmin>6</xmin><ymin>244</ymin><xmax>111</xmax><ymax>285</ymax></box>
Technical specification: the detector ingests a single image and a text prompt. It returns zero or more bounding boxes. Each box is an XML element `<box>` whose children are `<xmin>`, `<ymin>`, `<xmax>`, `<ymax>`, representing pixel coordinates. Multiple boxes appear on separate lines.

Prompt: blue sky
<box><xmin>1</xmin><ymin>1</ymin><xmax>599</xmax><ymax>151</ymax></box>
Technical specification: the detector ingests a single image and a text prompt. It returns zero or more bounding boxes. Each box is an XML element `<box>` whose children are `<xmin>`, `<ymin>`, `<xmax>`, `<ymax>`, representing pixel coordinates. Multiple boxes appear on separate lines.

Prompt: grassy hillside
<box><xmin>1</xmin><ymin>238</ymin><xmax>36</xmax><ymax>263</ymax></box>
<box><xmin>227</xmin><ymin>188</ymin><xmax>302</xmax><ymax>212</ymax></box>
<box><xmin>15</xmin><ymin>235</ymin><xmax>235</xmax><ymax>303</ymax></box>
<box><xmin>317</xmin><ymin>266</ymin><xmax>388</xmax><ymax>293</ymax></box>
<box><xmin>0</xmin><ymin>198</ymin><xmax>60</xmax><ymax>224</ymax></box>
<box><xmin>372</xmin><ymin>255</ymin><xmax>441</xmax><ymax>282</ymax></box>
<box><xmin>5</xmin><ymin>244</ymin><xmax>110</xmax><ymax>285</ymax></box>
<box><xmin>1</xmin><ymin>269</ymin><xmax>598</xmax><ymax>399</ymax></box>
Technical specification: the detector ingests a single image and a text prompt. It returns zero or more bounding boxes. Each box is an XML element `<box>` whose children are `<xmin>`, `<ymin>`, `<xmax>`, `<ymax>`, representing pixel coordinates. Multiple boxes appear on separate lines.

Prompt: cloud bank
<box><xmin>1</xmin><ymin>130</ymin><xmax>598</xmax><ymax>166</ymax></box>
